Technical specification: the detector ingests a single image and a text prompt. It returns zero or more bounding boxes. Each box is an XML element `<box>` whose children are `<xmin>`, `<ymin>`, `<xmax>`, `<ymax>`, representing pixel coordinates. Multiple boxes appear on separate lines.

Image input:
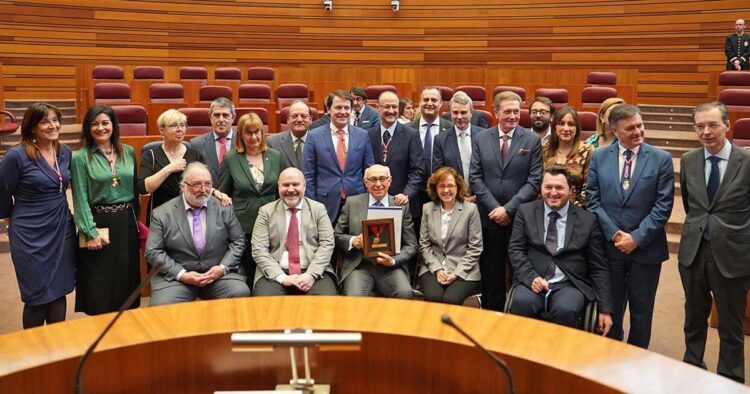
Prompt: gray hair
<box><xmin>692</xmin><ymin>101</ymin><xmax>729</xmax><ymax>124</ymax></box>
<box><xmin>608</xmin><ymin>104</ymin><xmax>641</xmax><ymax>128</ymax></box>
<box><xmin>450</xmin><ymin>91</ymin><xmax>474</xmax><ymax>111</ymax></box>
<box><xmin>180</xmin><ymin>162</ymin><xmax>212</xmax><ymax>187</ymax></box>
<box><xmin>209</xmin><ymin>97</ymin><xmax>235</xmax><ymax>118</ymax></box>
<box><xmin>364</xmin><ymin>164</ymin><xmax>391</xmax><ymax>180</ymax></box>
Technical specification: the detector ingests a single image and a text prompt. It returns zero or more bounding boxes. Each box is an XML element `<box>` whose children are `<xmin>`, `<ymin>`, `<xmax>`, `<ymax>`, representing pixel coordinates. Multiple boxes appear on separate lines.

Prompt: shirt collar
<box><xmin>292</xmin><ymin>132</ymin><xmax>307</xmax><ymax>143</ymax></box>
<box><xmin>285</xmin><ymin>198</ymin><xmax>304</xmax><ymax>211</ymax></box>
<box><xmin>499</xmin><ymin>128</ymin><xmax>515</xmax><ymax>139</ymax></box>
<box><xmin>330</xmin><ymin>123</ymin><xmax>349</xmax><ymax>134</ymax></box>
<box><xmin>544</xmin><ymin>201</ymin><xmax>569</xmax><ymax>219</ymax></box>
<box><xmin>369</xmin><ymin>194</ymin><xmax>390</xmax><ymax>207</ymax></box>
<box><xmin>182</xmin><ymin>194</ymin><xmax>208</xmax><ymax>212</ymax></box>
<box><xmin>381</xmin><ymin>122</ymin><xmax>397</xmax><ymax>136</ymax></box>
<box><xmin>455</xmin><ymin>125</ymin><xmax>471</xmax><ymax>135</ymax></box>
<box><xmin>419</xmin><ymin>117</ymin><xmax>440</xmax><ymax>129</ymax></box>
<box><xmin>213</xmin><ymin>129</ymin><xmax>233</xmax><ymax>141</ymax></box>
<box><xmin>618</xmin><ymin>143</ymin><xmax>640</xmax><ymax>157</ymax></box>
<box><xmin>704</xmin><ymin>139</ymin><xmax>732</xmax><ymax>161</ymax></box>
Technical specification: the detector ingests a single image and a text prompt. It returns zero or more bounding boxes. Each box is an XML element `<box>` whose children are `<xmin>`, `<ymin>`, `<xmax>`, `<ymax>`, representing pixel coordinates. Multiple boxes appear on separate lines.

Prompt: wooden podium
<box><xmin>0</xmin><ymin>297</ymin><xmax>744</xmax><ymax>393</ymax></box>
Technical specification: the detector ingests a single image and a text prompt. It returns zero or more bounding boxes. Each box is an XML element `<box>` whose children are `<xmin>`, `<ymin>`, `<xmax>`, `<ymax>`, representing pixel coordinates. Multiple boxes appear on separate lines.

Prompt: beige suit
<box><xmin>418</xmin><ymin>201</ymin><xmax>482</xmax><ymax>281</ymax></box>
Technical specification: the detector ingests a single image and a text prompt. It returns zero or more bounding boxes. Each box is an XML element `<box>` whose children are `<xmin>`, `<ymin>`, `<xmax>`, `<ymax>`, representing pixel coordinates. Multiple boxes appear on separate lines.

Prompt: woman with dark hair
<box><xmin>585</xmin><ymin>97</ymin><xmax>625</xmax><ymax>149</ymax></box>
<box><xmin>397</xmin><ymin>98</ymin><xmax>415</xmax><ymax>124</ymax></box>
<box><xmin>71</xmin><ymin>104</ymin><xmax>140</xmax><ymax>315</ymax></box>
<box><xmin>0</xmin><ymin>102</ymin><xmax>75</xmax><ymax>328</ymax></box>
<box><xmin>418</xmin><ymin>167</ymin><xmax>482</xmax><ymax>305</ymax></box>
<box><xmin>218</xmin><ymin>112</ymin><xmax>285</xmax><ymax>288</ymax></box>
<box><xmin>542</xmin><ymin>107</ymin><xmax>594</xmax><ymax>207</ymax></box>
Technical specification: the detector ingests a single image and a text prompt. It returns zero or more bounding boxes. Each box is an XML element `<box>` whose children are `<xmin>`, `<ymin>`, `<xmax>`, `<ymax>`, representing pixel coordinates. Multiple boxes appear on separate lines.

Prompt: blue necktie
<box><xmin>707</xmin><ymin>156</ymin><xmax>720</xmax><ymax>202</ymax></box>
<box><xmin>423</xmin><ymin>124</ymin><xmax>433</xmax><ymax>174</ymax></box>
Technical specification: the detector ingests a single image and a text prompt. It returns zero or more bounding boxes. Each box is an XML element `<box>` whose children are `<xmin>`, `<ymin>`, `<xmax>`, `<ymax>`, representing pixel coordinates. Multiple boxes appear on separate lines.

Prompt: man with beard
<box><xmin>529</xmin><ymin>97</ymin><xmax>554</xmax><ymax>145</ymax></box>
<box><xmin>189</xmin><ymin>97</ymin><xmax>235</xmax><ymax>185</ymax></box>
<box><xmin>251</xmin><ymin>167</ymin><xmax>338</xmax><ymax>295</ymax></box>
<box><xmin>267</xmin><ymin>100</ymin><xmax>312</xmax><ymax>169</ymax></box>
<box><xmin>145</xmin><ymin>162</ymin><xmax>250</xmax><ymax>305</ymax></box>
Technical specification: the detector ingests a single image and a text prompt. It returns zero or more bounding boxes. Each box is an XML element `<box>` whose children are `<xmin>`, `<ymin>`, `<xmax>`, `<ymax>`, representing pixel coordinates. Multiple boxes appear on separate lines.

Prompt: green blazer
<box><xmin>218</xmin><ymin>148</ymin><xmax>286</xmax><ymax>234</ymax></box>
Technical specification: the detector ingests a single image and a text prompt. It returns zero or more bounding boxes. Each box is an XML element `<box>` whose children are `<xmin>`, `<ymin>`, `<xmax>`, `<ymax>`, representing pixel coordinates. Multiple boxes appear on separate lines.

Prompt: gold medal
<box><xmin>622</xmin><ymin>179</ymin><xmax>630</xmax><ymax>190</ymax></box>
<box><xmin>112</xmin><ymin>176</ymin><xmax>120</xmax><ymax>188</ymax></box>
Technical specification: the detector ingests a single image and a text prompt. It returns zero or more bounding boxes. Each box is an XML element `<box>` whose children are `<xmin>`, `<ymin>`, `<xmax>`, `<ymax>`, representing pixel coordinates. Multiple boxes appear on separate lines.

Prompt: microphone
<box><xmin>74</xmin><ymin>262</ymin><xmax>165</xmax><ymax>394</ymax></box>
<box><xmin>441</xmin><ymin>313</ymin><xmax>515</xmax><ymax>394</ymax></box>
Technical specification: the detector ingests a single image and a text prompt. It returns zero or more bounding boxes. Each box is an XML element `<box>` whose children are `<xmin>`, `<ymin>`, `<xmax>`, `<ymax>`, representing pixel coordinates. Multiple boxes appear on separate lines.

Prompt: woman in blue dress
<box><xmin>0</xmin><ymin>102</ymin><xmax>76</xmax><ymax>328</ymax></box>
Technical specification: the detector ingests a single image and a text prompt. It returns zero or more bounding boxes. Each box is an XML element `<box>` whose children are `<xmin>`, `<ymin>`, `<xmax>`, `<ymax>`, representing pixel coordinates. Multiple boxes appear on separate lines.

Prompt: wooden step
<box><xmin>644</xmin><ymin>120</ymin><xmax>694</xmax><ymax>132</ymax></box>
<box><xmin>642</xmin><ymin>112</ymin><xmax>694</xmax><ymax>123</ymax></box>
<box><xmin>639</xmin><ymin>104</ymin><xmax>694</xmax><ymax>115</ymax></box>
<box><xmin>646</xmin><ymin>129</ymin><xmax>701</xmax><ymax>149</ymax></box>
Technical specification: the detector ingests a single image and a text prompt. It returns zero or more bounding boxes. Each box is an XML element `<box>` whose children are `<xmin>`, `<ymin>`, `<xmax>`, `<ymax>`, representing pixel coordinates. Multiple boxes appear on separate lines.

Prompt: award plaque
<box><xmin>362</xmin><ymin>218</ymin><xmax>396</xmax><ymax>258</ymax></box>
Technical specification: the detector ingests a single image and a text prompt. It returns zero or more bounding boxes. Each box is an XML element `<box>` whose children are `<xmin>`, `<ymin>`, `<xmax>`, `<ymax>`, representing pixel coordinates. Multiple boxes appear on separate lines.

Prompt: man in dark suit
<box><xmin>469</xmin><ymin>91</ymin><xmax>543</xmax><ymax>310</ymax></box>
<box><xmin>302</xmin><ymin>90</ymin><xmax>375</xmax><ymax>223</ymax></box>
<box><xmin>334</xmin><ymin>164</ymin><xmax>417</xmax><ymax>298</ymax></box>
<box><xmin>586</xmin><ymin>103</ymin><xmax>674</xmax><ymax>349</ymax></box>
<box><xmin>725</xmin><ymin>19</ymin><xmax>750</xmax><ymax>70</ymax></box>
<box><xmin>367</xmin><ymin>91</ymin><xmax>424</xmax><ymax>218</ymax></box>
<box><xmin>188</xmin><ymin>97</ymin><xmax>235</xmax><ymax>185</ymax></box>
<box><xmin>267</xmin><ymin>100</ymin><xmax>311</xmax><ymax>169</ymax></box>
<box><xmin>433</xmin><ymin>91</ymin><xmax>482</xmax><ymax>201</ymax></box>
<box><xmin>679</xmin><ymin>102</ymin><xmax>750</xmax><ymax>383</ymax></box>
<box><xmin>509</xmin><ymin>166</ymin><xmax>613</xmax><ymax>334</ymax></box>
<box><xmin>351</xmin><ymin>87</ymin><xmax>380</xmax><ymax>130</ymax></box>
<box><xmin>145</xmin><ymin>162</ymin><xmax>250</xmax><ymax>305</ymax></box>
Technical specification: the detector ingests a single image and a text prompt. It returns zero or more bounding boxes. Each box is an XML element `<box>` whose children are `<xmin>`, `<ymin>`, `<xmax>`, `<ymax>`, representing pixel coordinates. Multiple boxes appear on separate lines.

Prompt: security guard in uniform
<box><xmin>725</xmin><ymin>19</ymin><xmax>750</xmax><ymax>70</ymax></box>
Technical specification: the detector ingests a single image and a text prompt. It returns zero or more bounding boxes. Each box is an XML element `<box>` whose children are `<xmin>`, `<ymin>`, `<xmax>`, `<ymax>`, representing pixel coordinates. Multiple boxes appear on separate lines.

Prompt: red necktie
<box><xmin>287</xmin><ymin>207</ymin><xmax>301</xmax><ymax>275</ymax></box>
<box><xmin>218</xmin><ymin>135</ymin><xmax>227</xmax><ymax>165</ymax></box>
<box><xmin>337</xmin><ymin>129</ymin><xmax>347</xmax><ymax>198</ymax></box>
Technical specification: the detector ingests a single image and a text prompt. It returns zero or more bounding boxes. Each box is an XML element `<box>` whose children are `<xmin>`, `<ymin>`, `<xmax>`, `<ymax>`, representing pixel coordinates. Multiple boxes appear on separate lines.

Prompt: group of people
<box><xmin>1</xmin><ymin>81</ymin><xmax>749</xmax><ymax>383</ymax></box>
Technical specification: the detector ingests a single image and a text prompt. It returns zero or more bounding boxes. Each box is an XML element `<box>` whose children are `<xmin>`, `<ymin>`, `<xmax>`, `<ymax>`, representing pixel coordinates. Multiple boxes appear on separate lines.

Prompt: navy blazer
<box><xmin>302</xmin><ymin>123</ymin><xmax>375</xmax><ymax>222</ymax></box>
<box><xmin>469</xmin><ymin>125</ymin><xmax>543</xmax><ymax>229</ymax></box>
<box><xmin>356</xmin><ymin>104</ymin><xmax>380</xmax><ymax>130</ymax></box>
<box><xmin>586</xmin><ymin>142</ymin><xmax>674</xmax><ymax>264</ymax></box>
<box><xmin>433</xmin><ymin>125</ymin><xmax>483</xmax><ymax>191</ymax></box>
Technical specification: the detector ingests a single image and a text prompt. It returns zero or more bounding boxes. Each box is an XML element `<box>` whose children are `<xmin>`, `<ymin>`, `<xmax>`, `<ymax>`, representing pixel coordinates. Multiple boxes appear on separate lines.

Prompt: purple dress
<box><xmin>0</xmin><ymin>145</ymin><xmax>76</xmax><ymax>306</ymax></box>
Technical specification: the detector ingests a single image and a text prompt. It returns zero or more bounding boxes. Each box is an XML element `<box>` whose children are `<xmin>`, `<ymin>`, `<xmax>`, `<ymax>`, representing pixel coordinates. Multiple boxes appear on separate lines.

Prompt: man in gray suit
<box><xmin>470</xmin><ymin>90</ymin><xmax>543</xmax><ymax>310</ymax></box>
<box><xmin>679</xmin><ymin>102</ymin><xmax>750</xmax><ymax>383</ymax></box>
<box><xmin>145</xmin><ymin>162</ymin><xmax>250</xmax><ymax>305</ymax></box>
<box><xmin>334</xmin><ymin>164</ymin><xmax>417</xmax><ymax>298</ymax></box>
<box><xmin>251</xmin><ymin>167</ymin><xmax>338</xmax><ymax>295</ymax></box>
<box><xmin>267</xmin><ymin>100</ymin><xmax>311</xmax><ymax>169</ymax></box>
<box><xmin>189</xmin><ymin>97</ymin><xmax>235</xmax><ymax>184</ymax></box>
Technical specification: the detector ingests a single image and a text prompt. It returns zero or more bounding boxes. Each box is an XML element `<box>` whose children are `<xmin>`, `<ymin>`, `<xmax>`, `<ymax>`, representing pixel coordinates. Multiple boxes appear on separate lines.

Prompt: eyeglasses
<box><xmin>437</xmin><ymin>184</ymin><xmax>456</xmax><ymax>190</ymax></box>
<box><xmin>184</xmin><ymin>181</ymin><xmax>213</xmax><ymax>190</ymax></box>
<box><xmin>168</xmin><ymin>123</ymin><xmax>187</xmax><ymax>129</ymax></box>
<box><xmin>366</xmin><ymin>176</ymin><xmax>390</xmax><ymax>184</ymax></box>
<box><xmin>694</xmin><ymin>122</ymin><xmax>724</xmax><ymax>132</ymax></box>
<box><xmin>530</xmin><ymin>109</ymin><xmax>551</xmax><ymax>116</ymax></box>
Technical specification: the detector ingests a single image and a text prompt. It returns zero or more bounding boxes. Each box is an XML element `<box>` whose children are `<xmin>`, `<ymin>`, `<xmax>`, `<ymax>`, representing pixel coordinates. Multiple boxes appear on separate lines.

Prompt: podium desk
<box><xmin>0</xmin><ymin>297</ymin><xmax>744</xmax><ymax>393</ymax></box>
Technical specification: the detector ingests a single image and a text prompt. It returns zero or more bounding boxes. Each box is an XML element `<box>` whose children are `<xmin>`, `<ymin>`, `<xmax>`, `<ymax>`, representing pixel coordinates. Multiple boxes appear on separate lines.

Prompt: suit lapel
<box><xmin>275</xmin><ymin>200</ymin><xmax>288</xmax><ymax>252</ymax></box>
<box><xmin>562</xmin><ymin>205</ymin><xmax>576</xmax><ymax>251</ymax></box>
<box><xmin>369</xmin><ymin>128</ymin><xmax>384</xmax><ymax>163</ymax></box>
<box><xmin>237</xmin><ymin>154</ymin><xmax>260</xmax><ymax>193</ymax></box>
<box><xmin>432</xmin><ymin>204</ymin><xmax>442</xmax><ymax>245</ymax></box>
<box><xmin>323</xmin><ymin>126</ymin><xmax>343</xmax><ymax>173</ymax></box>
<box><xmin>203</xmin><ymin>200</ymin><xmax>217</xmax><ymax>254</ymax></box>
<box><xmin>489</xmin><ymin>127</ymin><xmax>504</xmax><ymax>169</ymax></box>
<box><xmin>344</xmin><ymin>129</ymin><xmax>360</xmax><ymax>170</ymax></box>
<box><xmin>445</xmin><ymin>129</ymin><xmax>461</xmax><ymax>171</ymax></box>
<box><xmin>713</xmin><ymin>145</ymin><xmax>744</xmax><ymax>205</ymax></box>
<box><xmin>503</xmin><ymin>126</ymin><xmax>524</xmax><ymax>168</ymax></box>
<box><xmin>175</xmin><ymin>197</ymin><xmax>197</xmax><ymax>254</ymax></box>
<box><xmin>280</xmin><ymin>132</ymin><xmax>298</xmax><ymax>168</ymax></box>
<box><xmin>535</xmin><ymin>202</ymin><xmax>546</xmax><ymax>247</ymax></box>
<box><xmin>203</xmin><ymin>133</ymin><xmax>220</xmax><ymax>170</ymax></box>
<box><xmin>688</xmin><ymin>150</ymin><xmax>710</xmax><ymax>207</ymax></box>
<box><xmin>444</xmin><ymin>201</ymin><xmax>463</xmax><ymax>242</ymax></box>
<box><xmin>607</xmin><ymin>143</ymin><xmax>625</xmax><ymax>202</ymax></box>
<box><xmin>385</xmin><ymin>124</ymin><xmax>404</xmax><ymax>165</ymax></box>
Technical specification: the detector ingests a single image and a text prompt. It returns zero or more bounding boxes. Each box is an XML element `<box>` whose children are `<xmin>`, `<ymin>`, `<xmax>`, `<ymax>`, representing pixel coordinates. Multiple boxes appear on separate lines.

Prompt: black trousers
<box><xmin>510</xmin><ymin>281</ymin><xmax>585</xmax><ymax>328</ymax></box>
<box><xmin>679</xmin><ymin>239</ymin><xmax>750</xmax><ymax>383</ymax></box>
<box><xmin>419</xmin><ymin>273</ymin><xmax>478</xmax><ymax>305</ymax></box>
<box><xmin>253</xmin><ymin>272</ymin><xmax>339</xmax><ymax>296</ymax></box>
<box><xmin>479</xmin><ymin>226</ymin><xmax>511</xmax><ymax>311</ymax></box>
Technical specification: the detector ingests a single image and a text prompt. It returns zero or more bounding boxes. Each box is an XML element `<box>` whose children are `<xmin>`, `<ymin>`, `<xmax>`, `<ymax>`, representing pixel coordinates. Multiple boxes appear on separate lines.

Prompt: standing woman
<box><xmin>585</xmin><ymin>97</ymin><xmax>625</xmax><ymax>149</ymax></box>
<box><xmin>71</xmin><ymin>105</ymin><xmax>140</xmax><ymax>315</ymax></box>
<box><xmin>218</xmin><ymin>112</ymin><xmax>285</xmax><ymax>286</ymax></box>
<box><xmin>542</xmin><ymin>107</ymin><xmax>594</xmax><ymax>208</ymax></box>
<box><xmin>0</xmin><ymin>103</ymin><xmax>75</xmax><ymax>328</ymax></box>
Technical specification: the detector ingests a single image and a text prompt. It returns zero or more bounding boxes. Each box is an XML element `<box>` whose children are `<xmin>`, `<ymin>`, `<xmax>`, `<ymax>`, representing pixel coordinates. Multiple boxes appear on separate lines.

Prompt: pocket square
<box><xmin>518</xmin><ymin>148</ymin><xmax>529</xmax><ymax>156</ymax></box>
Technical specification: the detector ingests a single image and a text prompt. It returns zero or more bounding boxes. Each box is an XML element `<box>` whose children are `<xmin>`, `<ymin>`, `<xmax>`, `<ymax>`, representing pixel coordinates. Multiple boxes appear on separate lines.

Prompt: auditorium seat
<box><xmin>579</xmin><ymin>111</ymin><xmax>598</xmax><ymax>141</ymax></box>
<box><xmin>214</xmin><ymin>67</ymin><xmax>241</xmax><ymax>81</ymax></box>
<box><xmin>94</xmin><ymin>82</ymin><xmax>131</xmax><ymax>104</ymax></box>
<box><xmin>180</xmin><ymin>66</ymin><xmax>208</xmax><ymax>81</ymax></box>
<box><xmin>276</xmin><ymin>83</ymin><xmax>309</xmax><ymax>109</ymax></box>
<box><xmin>113</xmin><ymin>105</ymin><xmax>148</xmax><ymax>136</ymax></box>
<box><xmin>475</xmin><ymin>109</ymin><xmax>493</xmax><ymax>127</ymax></box>
<box><xmin>131</xmin><ymin>66</ymin><xmax>165</xmax><ymax>105</ymax></box>
<box><xmin>365</xmin><ymin>85</ymin><xmax>398</xmax><ymax>105</ymax></box>
<box><xmin>581</xmin><ymin>87</ymin><xmax>618</xmax><ymax>110</ymax></box>
<box><xmin>248</xmin><ymin>67</ymin><xmax>275</xmax><ymax>82</ymax></box>
<box><xmin>455</xmin><ymin>85</ymin><xmax>486</xmax><ymax>108</ymax></box>
<box><xmin>535</xmin><ymin>88</ymin><xmax>569</xmax><ymax>108</ymax></box>
<box><xmin>493</xmin><ymin>86</ymin><xmax>526</xmax><ymax>103</ymax></box>
<box><xmin>149</xmin><ymin>83</ymin><xmax>184</xmax><ymax>103</ymax></box>
<box><xmin>437</xmin><ymin>86</ymin><xmax>454</xmax><ymax>113</ymax></box>
<box><xmin>178</xmin><ymin>107</ymin><xmax>212</xmax><ymax>134</ymax></box>
<box><xmin>586</xmin><ymin>72</ymin><xmax>617</xmax><ymax>86</ymax></box>
<box><xmin>719</xmin><ymin>71</ymin><xmax>750</xmax><ymax>87</ymax></box>
<box><xmin>279</xmin><ymin>106</ymin><xmax>319</xmax><ymax>132</ymax></box>
<box><xmin>719</xmin><ymin>89</ymin><xmax>750</xmax><ymax>107</ymax></box>
<box><xmin>239</xmin><ymin>84</ymin><xmax>272</xmax><ymax>103</ymax></box>
<box><xmin>732</xmin><ymin>118</ymin><xmax>750</xmax><ymax>147</ymax></box>
<box><xmin>235</xmin><ymin>107</ymin><xmax>269</xmax><ymax>128</ymax></box>
<box><xmin>92</xmin><ymin>65</ymin><xmax>124</xmax><ymax>80</ymax></box>
<box><xmin>133</xmin><ymin>66</ymin><xmax>164</xmax><ymax>80</ymax></box>
<box><xmin>0</xmin><ymin>110</ymin><xmax>19</xmax><ymax>135</ymax></box>
<box><xmin>519</xmin><ymin>108</ymin><xmax>531</xmax><ymax>129</ymax></box>
<box><xmin>199</xmin><ymin>85</ymin><xmax>233</xmax><ymax>103</ymax></box>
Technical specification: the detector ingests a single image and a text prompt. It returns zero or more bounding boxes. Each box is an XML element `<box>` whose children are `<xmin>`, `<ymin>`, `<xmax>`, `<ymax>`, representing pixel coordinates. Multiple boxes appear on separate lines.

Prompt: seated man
<box><xmin>251</xmin><ymin>167</ymin><xmax>338</xmax><ymax>295</ymax></box>
<box><xmin>334</xmin><ymin>164</ymin><xmax>417</xmax><ymax>298</ymax></box>
<box><xmin>146</xmin><ymin>162</ymin><xmax>250</xmax><ymax>305</ymax></box>
<box><xmin>508</xmin><ymin>166</ymin><xmax>613</xmax><ymax>334</ymax></box>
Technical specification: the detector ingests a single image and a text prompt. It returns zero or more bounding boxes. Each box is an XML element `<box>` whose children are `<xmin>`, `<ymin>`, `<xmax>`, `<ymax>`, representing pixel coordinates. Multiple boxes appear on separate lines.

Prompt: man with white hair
<box><xmin>145</xmin><ymin>162</ymin><xmax>249</xmax><ymax>305</ymax></box>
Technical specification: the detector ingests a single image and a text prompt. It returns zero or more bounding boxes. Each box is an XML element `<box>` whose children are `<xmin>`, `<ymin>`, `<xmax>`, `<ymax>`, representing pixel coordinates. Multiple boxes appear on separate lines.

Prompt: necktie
<box><xmin>218</xmin><ymin>135</ymin><xmax>227</xmax><ymax>165</ymax></box>
<box><xmin>336</xmin><ymin>129</ymin><xmax>347</xmax><ymax>169</ymax></box>
<box><xmin>500</xmin><ymin>134</ymin><xmax>510</xmax><ymax>166</ymax></box>
<box><xmin>707</xmin><ymin>156</ymin><xmax>720</xmax><ymax>202</ymax></box>
<box><xmin>382</xmin><ymin>130</ymin><xmax>391</xmax><ymax>162</ymax></box>
<box><xmin>354</xmin><ymin>110</ymin><xmax>361</xmax><ymax>126</ymax></box>
<box><xmin>423</xmin><ymin>124</ymin><xmax>433</xmax><ymax>174</ymax></box>
<box><xmin>294</xmin><ymin>139</ymin><xmax>303</xmax><ymax>166</ymax></box>
<box><xmin>372</xmin><ymin>201</ymin><xmax>384</xmax><ymax>207</ymax></box>
<box><xmin>544</xmin><ymin>211</ymin><xmax>560</xmax><ymax>279</ymax></box>
<box><xmin>621</xmin><ymin>149</ymin><xmax>633</xmax><ymax>190</ymax></box>
<box><xmin>458</xmin><ymin>131</ymin><xmax>471</xmax><ymax>180</ymax></box>
<box><xmin>188</xmin><ymin>207</ymin><xmax>205</xmax><ymax>255</ymax></box>
<box><xmin>287</xmin><ymin>207</ymin><xmax>301</xmax><ymax>275</ymax></box>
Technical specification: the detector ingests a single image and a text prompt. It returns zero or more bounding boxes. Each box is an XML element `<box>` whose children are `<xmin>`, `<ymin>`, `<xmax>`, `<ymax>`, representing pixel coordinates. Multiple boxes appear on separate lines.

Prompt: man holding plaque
<box><xmin>334</xmin><ymin>164</ymin><xmax>417</xmax><ymax>298</ymax></box>
<box><xmin>586</xmin><ymin>103</ymin><xmax>674</xmax><ymax>349</ymax></box>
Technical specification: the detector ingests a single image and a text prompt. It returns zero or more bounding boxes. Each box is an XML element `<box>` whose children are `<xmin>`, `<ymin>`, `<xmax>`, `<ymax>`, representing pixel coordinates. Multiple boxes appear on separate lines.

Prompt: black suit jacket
<box><xmin>441</xmin><ymin>111</ymin><xmax>489</xmax><ymax>129</ymax></box>
<box><xmin>725</xmin><ymin>33</ymin><xmax>750</xmax><ymax>70</ymax></box>
<box><xmin>509</xmin><ymin>200</ymin><xmax>613</xmax><ymax>313</ymax></box>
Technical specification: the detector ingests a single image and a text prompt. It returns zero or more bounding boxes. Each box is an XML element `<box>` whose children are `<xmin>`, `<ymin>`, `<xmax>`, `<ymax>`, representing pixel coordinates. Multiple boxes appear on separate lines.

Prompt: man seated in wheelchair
<box><xmin>507</xmin><ymin>166</ymin><xmax>613</xmax><ymax>335</ymax></box>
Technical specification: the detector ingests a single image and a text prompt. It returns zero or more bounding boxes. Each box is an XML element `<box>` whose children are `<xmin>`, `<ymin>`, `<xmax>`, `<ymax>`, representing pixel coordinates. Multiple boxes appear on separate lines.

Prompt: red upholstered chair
<box><xmin>719</xmin><ymin>71</ymin><xmax>750</xmax><ymax>86</ymax></box>
<box><xmin>475</xmin><ymin>109</ymin><xmax>493</xmax><ymax>127</ymax></box>
<box><xmin>235</xmin><ymin>107</ymin><xmax>269</xmax><ymax>127</ymax></box>
<box><xmin>578</xmin><ymin>111</ymin><xmax>598</xmax><ymax>140</ymax></box>
<box><xmin>581</xmin><ymin>87</ymin><xmax>618</xmax><ymax>108</ymax></box>
<box><xmin>239</xmin><ymin>84</ymin><xmax>272</xmax><ymax>103</ymax></box>
<box><xmin>180</xmin><ymin>67</ymin><xmax>208</xmax><ymax>81</ymax></box>
<box><xmin>455</xmin><ymin>85</ymin><xmax>487</xmax><ymax>107</ymax></box>
<box><xmin>199</xmin><ymin>85</ymin><xmax>233</xmax><ymax>103</ymax></box>
<box><xmin>732</xmin><ymin>118</ymin><xmax>750</xmax><ymax>147</ymax></box>
<box><xmin>519</xmin><ymin>109</ymin><xmax>531</xmax><ymax>129</ymax></box>
<box><xmin>586</xmin><ymin>72</ymin><xmax>617</xmax><ymax>86</ymax></box>
<box><xmin>113</xmin><ymin>105</ymin><xmax>148</xmax><ymax>136</ymax></box>
<box><xmin>92</xmin><ymin>65</ymin><xmax>124</xmax><ymax>80</ymax></box>
<box><xmin>94</xmin><ymin>82</ymin><xmax>131</xmax><ymax>104</ymax></box>
<box><xmin>276</xmin><ymin>83</ymin><xmax>309</xmax><ymax>109</ymax></box>
<box><xmin>214</xmin><ymin>67</ymin><xmax>241</xmax><ymax>81</ymax></box>
<box><xmin>248</xmin><ymin>67</ymin><xmax>275</xmax><ymax>81</ymax></box>
<box><xmin>493</xmin><ymin>86</ymin><xmax>526</xmax><ymax>103</ymax></box>
<box><xmin>133</xmin><ymin>66</ymin><xmax>164</xmax><ymax>80</ymax></box>
<box><xmin>719</xmin><ymin>89</ymin><xmax>750</xmax><ymax>107</ymax></box>
<box><xmin>149</xmin><ymin>83</ymin><xmax>185</xmax><ymax>103</ymax></box>
<box><xmin>178</xmin><ymin>107</ymin><xmax>212</xmax><ymax>134</ymax></box>
<box><xmin>0</xmin><ymin>110</ymin><xmax>20</xmax><ymax>135</ymax></box>
<box><xmin>535</xmin><ymin>88</ymin><xmax>569</xmax><ymax>108</ymax></box>
<box><xmin>365</xmin><ymin>85</ymin><xmax>398</xmax><ymax>104</ymax></box>
<box><xmin>436</xmin><ymin>86</ymin><xmax>454</xmax><ymax>113</ymax></box>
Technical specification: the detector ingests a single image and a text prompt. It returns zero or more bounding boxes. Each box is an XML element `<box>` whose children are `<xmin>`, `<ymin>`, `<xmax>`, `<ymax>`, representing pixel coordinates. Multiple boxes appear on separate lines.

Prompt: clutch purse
<box><xmin>78</xmin><ymin>228</ymin><xmax>109</xmax><ymax>248</ymax></box>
